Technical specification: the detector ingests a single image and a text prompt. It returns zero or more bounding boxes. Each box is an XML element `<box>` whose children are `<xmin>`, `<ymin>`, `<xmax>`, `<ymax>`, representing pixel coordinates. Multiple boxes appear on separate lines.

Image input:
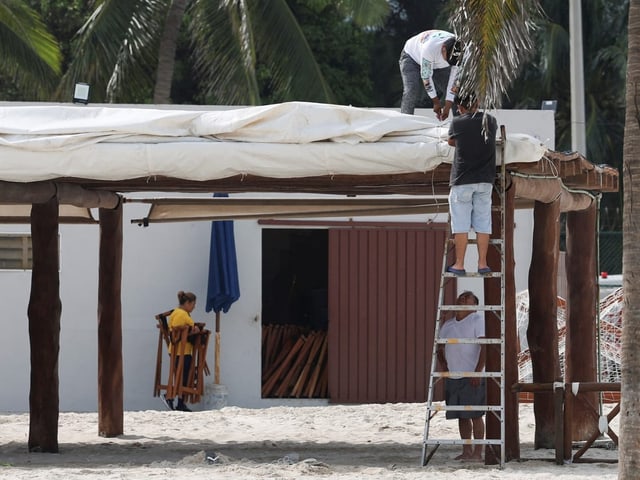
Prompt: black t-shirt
<box><xmin>448</xmin><ymin>112</ymin><xmax>498</xmax><ymax>186</ymax></box>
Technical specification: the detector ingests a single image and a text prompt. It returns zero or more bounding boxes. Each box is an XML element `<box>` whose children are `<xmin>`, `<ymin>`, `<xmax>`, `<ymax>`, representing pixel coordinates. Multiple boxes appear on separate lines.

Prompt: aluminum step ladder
<box><xmin>421</xmin><ymin>126</ymin><xmax>507</xmax><ymax>468</ymax></box>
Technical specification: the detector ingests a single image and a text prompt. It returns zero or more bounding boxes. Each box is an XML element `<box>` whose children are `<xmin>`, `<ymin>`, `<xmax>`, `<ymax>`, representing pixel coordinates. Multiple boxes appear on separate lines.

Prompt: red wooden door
<box><xmin>327</xmin><ymin>224</ymin><xmax>450</xmax><ymax>403</ymax></box>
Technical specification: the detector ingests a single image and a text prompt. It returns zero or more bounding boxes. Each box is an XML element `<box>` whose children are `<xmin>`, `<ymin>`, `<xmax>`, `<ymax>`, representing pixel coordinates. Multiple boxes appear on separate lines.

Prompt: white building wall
<box><xmin>0</xmin><ymin>109</ymin><xmax>553</xmax><ymax>412</ymax></box>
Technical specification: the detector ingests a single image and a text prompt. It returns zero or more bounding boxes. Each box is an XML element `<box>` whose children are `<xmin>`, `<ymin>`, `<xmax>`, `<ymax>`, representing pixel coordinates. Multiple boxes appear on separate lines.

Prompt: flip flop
<box><xmin>478</xmin><ymin>267</ymin><xmax>492</xmax><ymax>274</ymax></box>
<box><xmin>446</xmin><ymin>265</ymin><xmax>466</xmax><ymax>276</ymax></box>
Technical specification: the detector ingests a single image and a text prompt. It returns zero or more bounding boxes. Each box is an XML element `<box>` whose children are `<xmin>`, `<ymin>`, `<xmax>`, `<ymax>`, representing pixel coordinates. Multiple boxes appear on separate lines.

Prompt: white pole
<box><xmin>569</xmin><ymin>0</ymin><xmax>587</xmax><ymax>155</ymax></box>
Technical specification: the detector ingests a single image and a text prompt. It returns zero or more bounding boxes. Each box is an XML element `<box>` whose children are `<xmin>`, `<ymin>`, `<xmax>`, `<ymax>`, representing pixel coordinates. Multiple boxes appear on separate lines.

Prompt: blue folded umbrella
<box><xmin>206</xmin><ymin>193</ymin><xmax>240</xmax><ymax>314</ymax></box>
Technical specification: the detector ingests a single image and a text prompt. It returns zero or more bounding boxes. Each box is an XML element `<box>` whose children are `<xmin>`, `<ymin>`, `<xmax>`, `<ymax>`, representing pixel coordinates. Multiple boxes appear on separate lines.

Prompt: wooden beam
<box><xmin>510</xmin><ymin>176</ymin><xmax>594</xmax><ymax>211</ymax></box>
<box><xmin>527</xmin><ymin>199</ymin><xmax>563</xmax><ymax>449</ymax></box>
<box><xmin>35</xmin><ymin>148</ymin><xmax>618</xmax><ymax>197</ymax></box>
<box><xmin>0</xmin><ymin>181</ymin><xmax>120</xmax><ymax>208</ymax></box>
<box><xmin>511</xmin><ymin>150</ymin><xmax>619</xmax><ymax>193</ymax></box>
<box><xmin>60</xmin><ymin>170</ymin><xmax>455</xmax><ymax>196</ymax></box>
<box><xmin>28</xmin><ymin>198</ymin><xmax>61</xmax><ymax>452</ymax></box>
<box><xmin>565</xmin><ymin>204</ymin><xmax>599</xmax><ymax>440</ymax></box>
<box><xmin>97</xmin><ymin>204</ymin><xmax>124</xmax><ymax>437</ymax></box>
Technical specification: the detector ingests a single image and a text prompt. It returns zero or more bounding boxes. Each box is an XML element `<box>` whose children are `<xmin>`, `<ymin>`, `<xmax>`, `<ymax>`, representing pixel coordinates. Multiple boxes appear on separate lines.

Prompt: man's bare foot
<box><xmin>454</xmin><ymin>453</ymin><xmax>473</xmax><ymax>460</ymax></box>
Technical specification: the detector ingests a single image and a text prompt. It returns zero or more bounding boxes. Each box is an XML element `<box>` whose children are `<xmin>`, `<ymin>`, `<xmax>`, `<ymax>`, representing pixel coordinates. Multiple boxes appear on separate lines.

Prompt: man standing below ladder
<box><xmin>437</xmin><ymin>290</ymin><xmax>486</xmax><ymax>461</ymax></box>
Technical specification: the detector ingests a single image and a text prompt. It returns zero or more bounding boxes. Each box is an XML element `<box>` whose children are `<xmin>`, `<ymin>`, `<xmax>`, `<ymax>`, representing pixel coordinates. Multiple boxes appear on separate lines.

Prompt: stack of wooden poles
<box><xmin>262</xmin><ymin>324</ymin><xmax>327</xmax><ymax>398</ymax></box>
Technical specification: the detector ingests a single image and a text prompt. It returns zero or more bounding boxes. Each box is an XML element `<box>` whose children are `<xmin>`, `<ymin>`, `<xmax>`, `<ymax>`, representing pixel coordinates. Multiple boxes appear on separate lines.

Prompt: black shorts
<box><xmin>444</xmin><ymin>378</ymin><xmax>486</xmax><ymax>419</ymax></box>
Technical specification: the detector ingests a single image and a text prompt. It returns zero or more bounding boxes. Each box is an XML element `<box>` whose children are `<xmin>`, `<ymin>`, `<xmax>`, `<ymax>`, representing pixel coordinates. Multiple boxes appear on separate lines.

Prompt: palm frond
<box><xmin>249</xmin><ymin>0</ymin><xmax>334</xmax><ymax>102</ymax></box>
<box><xmin>336</xmin><ymin>0</ymin><xmax>390</xmax><ymax>27</ymax></box>
<box><xmin>107</xmin><ymin>0</ymin><xmax>168</xmax><ymax>102</ymax></box>
<box><xmin>304</xmin><ymin>0</ymin><xmax>389</xmax><ymax>27</ymax></box>
<box><xmin>58</xmin><ymin>0</ymin><xmax>167</xmax><ymax>103</ymax></box>
<box><xmin>0</xmin><ymin>1</ymin><xmax>61</xmax><ymax>99</ymax></box>
<box><xmin>190</xmin><ymin>0</ymin><xmax>335</xmax><ymax>105</ymax></box>
<box><xmin>593</xmin><ymin>45</ymin><xmax>628</xmax><ymax>77</ymax></box>
<box><xmin>451</xmin><ymin>0</ymin><xmax>544</xmax><ymax>110</ymax></box>
<box><xmin>189</xmin><ymin>0</ymin><xmax>262</xmax><ymax>104</ymax></box>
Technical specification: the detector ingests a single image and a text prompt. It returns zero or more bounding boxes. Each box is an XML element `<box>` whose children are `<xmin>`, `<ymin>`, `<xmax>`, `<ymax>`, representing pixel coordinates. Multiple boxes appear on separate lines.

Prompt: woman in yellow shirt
<box><xmin>162</xmin><ymin>290</ymin><xmax>200</xmax><ymax>412</ymax></box>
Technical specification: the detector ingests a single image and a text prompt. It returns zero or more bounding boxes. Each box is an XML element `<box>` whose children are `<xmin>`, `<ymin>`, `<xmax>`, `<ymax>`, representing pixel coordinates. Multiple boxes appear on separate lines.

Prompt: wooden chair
<box><xmin>154</xmin><ymin>310</ymin><xmax>211</xmax><ymax>403</ymax></box>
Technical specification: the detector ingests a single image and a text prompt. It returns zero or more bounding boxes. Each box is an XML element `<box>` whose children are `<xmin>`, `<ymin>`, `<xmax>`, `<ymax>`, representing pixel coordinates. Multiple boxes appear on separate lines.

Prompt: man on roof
<box><xmin>399</xmin><ymin>29</ymin><xmax>463</xmax><ymax>119</ymax></box>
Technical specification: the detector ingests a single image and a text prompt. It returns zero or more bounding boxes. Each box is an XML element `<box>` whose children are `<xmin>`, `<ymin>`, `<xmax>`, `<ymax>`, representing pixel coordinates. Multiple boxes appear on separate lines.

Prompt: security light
<box><xmin>73</xmin><ymin>83</ymin><xmax>90</xmax><ymax>104</ymax></box>
<box><xmin>541</xmin><ymin>100</ymin><xmax>557</xmax><ymax>112</ymax></box>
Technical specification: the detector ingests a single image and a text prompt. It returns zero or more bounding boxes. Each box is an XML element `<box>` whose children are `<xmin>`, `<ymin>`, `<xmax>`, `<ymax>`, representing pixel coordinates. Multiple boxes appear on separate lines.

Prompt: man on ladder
<box><xmin>438</xmin><ymin>290</ymin><xmax>486</xmax><ymax>461</ymax></box>
<box><xmin>445</xmin><ymin>92</ymin><xmax>498</xmax><ymax>276</ymax></box>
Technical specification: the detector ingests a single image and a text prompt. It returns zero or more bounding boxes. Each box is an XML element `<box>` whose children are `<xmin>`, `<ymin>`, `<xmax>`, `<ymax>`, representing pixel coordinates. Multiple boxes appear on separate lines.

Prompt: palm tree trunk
<box><xmin>620</xmin><ymin>0</ymin><xmax>640</xmax><ymax>477</ymax></box>
<box><xmin>153</xmin><ymin>0</ymin><xmax>189</xmax><ymax>104</ymax></box>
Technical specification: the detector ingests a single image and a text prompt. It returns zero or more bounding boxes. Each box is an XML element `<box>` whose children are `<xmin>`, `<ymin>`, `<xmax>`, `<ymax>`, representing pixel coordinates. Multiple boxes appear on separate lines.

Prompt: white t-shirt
<box><xmin>403</xmin><ymin>30</ymin><xmax>458</xmax><ymax>102</ymax></box>
<box><xmin>439</xmin><ymin>311</ymin><xmax>485</xmax><ymax>378</ymax></box>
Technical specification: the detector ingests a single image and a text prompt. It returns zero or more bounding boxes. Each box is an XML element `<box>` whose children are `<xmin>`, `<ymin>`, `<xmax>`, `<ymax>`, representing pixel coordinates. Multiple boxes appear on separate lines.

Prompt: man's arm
<box><xmin>439</xmin><ymin>66</ymin><xmax>459</xmax><ymax>121</ymax></box>
<box><xmin>437</xmin><ymin>344</ymin><xmax>448</xmax><ymax>371</ymax></box>
<box><xmin>447</xmin><ymin>121</ymin><xmax>456</xmax><ymax>146</ymax></box>
<box><xmin>469</xmin><ymin>341</ymin><xmax>485</xmax><ymax>387</ymax></box>
<box><xmin>419</xmin><ymin>41</ymin><xmax>443</xmax><ymax>119</ymax></box>
<box><xmin>421</xmin><ymin>73</ymin><xmax>442</xmax><ymax>120</ymax></box>
<box><xmin>475</xmin><ymin>341</ymin><xmax>486</xmax><ymax>372</ymax></box>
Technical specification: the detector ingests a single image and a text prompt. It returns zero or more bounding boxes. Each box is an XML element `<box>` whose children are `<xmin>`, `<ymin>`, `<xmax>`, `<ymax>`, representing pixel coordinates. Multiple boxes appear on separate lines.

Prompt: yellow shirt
<box><xmin>168</xmin><ymin>307</ymin><xmax>195</xmax><ymax>356</ymax></box>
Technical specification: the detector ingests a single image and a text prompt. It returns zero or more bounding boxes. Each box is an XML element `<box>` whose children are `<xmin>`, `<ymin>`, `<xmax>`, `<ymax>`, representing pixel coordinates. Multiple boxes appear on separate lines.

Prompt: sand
<box><xmin>0</xmin><ymin>402</ymin><xmax>619</xmax><ymax>479</ymax></box>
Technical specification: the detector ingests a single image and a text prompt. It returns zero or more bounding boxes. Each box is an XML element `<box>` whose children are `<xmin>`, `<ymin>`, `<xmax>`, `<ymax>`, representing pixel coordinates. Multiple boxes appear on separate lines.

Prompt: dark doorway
<box><xmin>262</xmin><ymin>229</ymin><xmax>328</xmax><ymax>328</ymax></box>
<box><xmin>261</xmin><ymin>229</ymin><xmax>328</xmax><ymax>398</ymax></box>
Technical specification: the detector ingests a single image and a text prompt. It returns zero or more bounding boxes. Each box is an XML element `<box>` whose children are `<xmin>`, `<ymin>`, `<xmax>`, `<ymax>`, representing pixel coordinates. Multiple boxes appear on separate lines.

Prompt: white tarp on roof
<box><xmin>0</xmin><ymin>101</ymin><xmax>546</xmax><ymax>183</ymax></box>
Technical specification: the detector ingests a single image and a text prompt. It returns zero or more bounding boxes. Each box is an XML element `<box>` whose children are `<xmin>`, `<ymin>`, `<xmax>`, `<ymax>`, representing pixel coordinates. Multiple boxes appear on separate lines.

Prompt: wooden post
<box><xmin>564</xmin><ymin>386</ymin><xmax>573</xmax><ymax>461</ymax></box>
<box><xmin>28</xmin><ymin>198</ymin><xmax>61</xmax><ymax>452</ymax></box>
<box><xmin>485</xmin><ymin>184</ymin><xmax>519</xmax><ymax>462</ymax></box>
<box><xmin>565</xmin><ymin>204</ymin><xmax>599</xmax><ymax>440</ymax></box>
<box><xmin>554</xmin><ymin>380</ymin><xmax>565</xmax><ymax>465</ymax></box>
<box><xmin>527</xmin><ymin>200</ymin><xmax>563</xmax><ymax>448</ymax></box>
<box><xmin>97</xmin><ymin>203</ymin><xmax>123</xmax><ymax>437</ymax></box>
<box><xmin>215</xmin><ymin>311</ymin><xmax>221</xmax><ymax>384</ymax></box>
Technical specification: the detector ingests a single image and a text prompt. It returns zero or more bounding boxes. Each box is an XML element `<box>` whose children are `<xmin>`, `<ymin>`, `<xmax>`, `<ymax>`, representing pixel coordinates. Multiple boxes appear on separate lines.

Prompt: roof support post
<box><xmin>527</xmin><ymin>199</ymin><xmax>563</xmax><ymax>449</ymax></box>
<box><xmin>97</xmin><ymin>203</ymin><xmax>124</xmax><ymax>436</ymax></box>
<box><xmin>565</xmin><ymin>203</ymin><xmax>599</xmax><ymax>440</ymax></box>
<box><xmin>28</xmin><ymin>197</ymin><xmax>61</xmax><ymax>452</ymax></box>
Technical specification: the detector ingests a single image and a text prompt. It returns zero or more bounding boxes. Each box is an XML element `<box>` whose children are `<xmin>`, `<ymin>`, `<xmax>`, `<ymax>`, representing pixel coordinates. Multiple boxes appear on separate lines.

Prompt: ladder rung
<box><xmin>427</xmin><ymin>404</ymin><xmax>503</xmax><ymax>412</ymax></box>
<box><xmin>447</xmin><ymin>238</ymin><xmax>503</xmax><ymax>246</ymax></box>
<box><xmin>436</xmin><ymin>338</ymin><xmax>502</xmax><ymax>345</ymax></box>
<box><xmin>432</xmin><ymin>371</ymin><xmax>502</xmax><ymax>378</ymax></box>
<box><xmin>439</xmin><ymin>305</ymin><xmax>502</xmax><ymax>311</ymax></box>
<box><xmin>423</xmin><ymin>439</ymin><xmax>503</xmax><ymax>446</ymax></box>
<box><xmin>443</xmin><ymin>271</ymin><xmax>503</xmax><ymax>278</ymax></box>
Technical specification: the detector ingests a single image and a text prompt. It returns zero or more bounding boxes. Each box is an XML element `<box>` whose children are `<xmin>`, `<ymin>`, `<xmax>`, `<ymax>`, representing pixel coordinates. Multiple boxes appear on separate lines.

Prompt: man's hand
<box><xmin>440</xmin><ymin>100</ymin><xmax>453</xmax><ymax>121</ymax></box>
<box><xmin>432</xmin><ymin>98</ymin><xmax>443</xmax><ymax>120</ymax></box>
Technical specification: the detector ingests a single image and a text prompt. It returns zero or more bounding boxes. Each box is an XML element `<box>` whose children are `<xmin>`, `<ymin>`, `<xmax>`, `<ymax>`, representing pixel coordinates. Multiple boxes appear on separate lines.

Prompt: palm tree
<box><xmin>620</xmin><ymin>0</ymin><xmax>640</xmax><ymax>477</ymax></box>
<box><xmin>449</xmin><ymin>0</ymin><xmax>543</xmax><ymax>111</ymax></box>
<box><xmin>0</xmin><ymin>0</ymin><xmax>61</xmax><ymax>99</ymax></box>
<box><xmin>58</xmin><ymin>0</ymin><xmax>389</xmax><ymax>105</ymax></box>
<box><xmin>504</xmin><ymin>0</ymin><xmax>628</xmax><ymax>232</ymax></box>
<box><xmin>506</xmin><ymin>0</ymin><xmax>627</xmax><ymax>158</ymax></box>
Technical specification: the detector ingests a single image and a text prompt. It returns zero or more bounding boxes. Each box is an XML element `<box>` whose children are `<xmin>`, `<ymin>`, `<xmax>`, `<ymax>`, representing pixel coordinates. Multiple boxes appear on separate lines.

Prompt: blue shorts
<box><xmin>448</xmin><ymin>183</ymin><xmax>493</xmax><ymax>234</ymax></box>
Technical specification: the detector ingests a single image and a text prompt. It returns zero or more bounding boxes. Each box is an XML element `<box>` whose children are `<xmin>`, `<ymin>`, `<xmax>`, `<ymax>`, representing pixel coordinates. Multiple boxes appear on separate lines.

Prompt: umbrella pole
<box><xmin>215</xmin><ymin>311</ymin><xmax>221</xmax><ymax>384</ymax></box>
